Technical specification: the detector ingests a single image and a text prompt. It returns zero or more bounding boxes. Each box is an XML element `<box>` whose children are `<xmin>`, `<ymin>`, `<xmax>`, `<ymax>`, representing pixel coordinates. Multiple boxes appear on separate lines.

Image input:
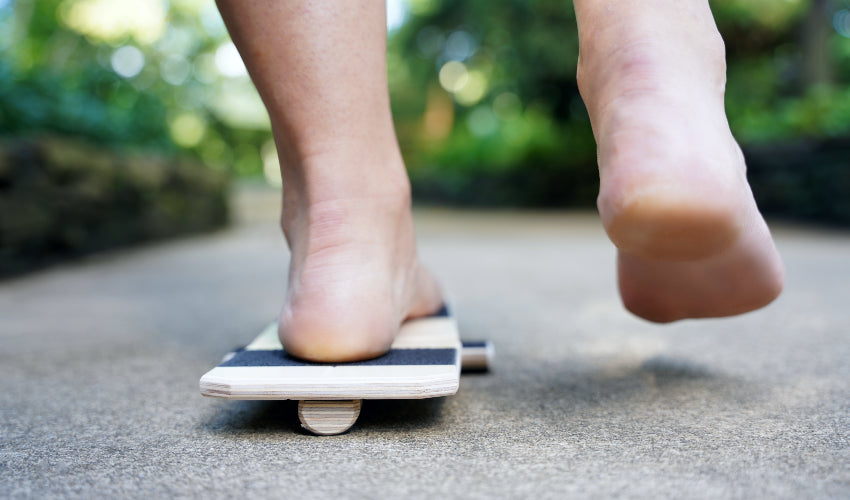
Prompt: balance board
<box><xmin>200</xmin><ymin>309</ymin><xmax>491</xmax><ymax>435</ymax></box>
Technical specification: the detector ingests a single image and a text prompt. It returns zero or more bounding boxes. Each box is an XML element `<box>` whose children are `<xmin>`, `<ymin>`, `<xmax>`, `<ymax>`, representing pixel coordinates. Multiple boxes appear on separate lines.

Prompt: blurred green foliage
<box><xmin>388</xmin><ymin>0</ymin><xmax>850</xmax><ymax>208</ymax></box>
<box><xmin>0</xmin><ymin>0</ymin><xmax>271</xmax><ymax>176</ymax></box>
<box><xmin>1</xmin><ymin>0</ymin><xmax>849</xmax><ymax>219</ymax></box>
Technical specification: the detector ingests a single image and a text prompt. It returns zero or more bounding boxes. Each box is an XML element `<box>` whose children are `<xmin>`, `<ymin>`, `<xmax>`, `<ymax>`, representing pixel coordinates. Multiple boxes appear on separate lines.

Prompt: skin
<box><xmin>215</xmin><ymin>0</ymin><xmax>785</xmax><ymax>361</ymax></box>
<box><xmin>216</xmin><ymin>1</ymin><xmax>443</xmax><ymax>362</ymax></box>
<box><xmin>573</xmin><ymin>0</ymin><xmax>784</xmax><ymax>321</ymax></box>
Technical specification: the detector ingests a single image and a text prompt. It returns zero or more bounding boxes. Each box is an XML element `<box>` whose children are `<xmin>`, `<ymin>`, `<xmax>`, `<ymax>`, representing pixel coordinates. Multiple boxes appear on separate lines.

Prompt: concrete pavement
<box><xmin>2</xmin><ymin>188</ymin><xmax>848</xmax><ymax>498</ymax></box>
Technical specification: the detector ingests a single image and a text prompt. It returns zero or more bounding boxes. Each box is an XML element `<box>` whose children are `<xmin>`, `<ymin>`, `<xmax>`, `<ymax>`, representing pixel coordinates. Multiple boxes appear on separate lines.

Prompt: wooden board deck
<box><xmin>199</xmin><ymin>313</ymin><xmax>461</xmax><ymax>401</ymax></box>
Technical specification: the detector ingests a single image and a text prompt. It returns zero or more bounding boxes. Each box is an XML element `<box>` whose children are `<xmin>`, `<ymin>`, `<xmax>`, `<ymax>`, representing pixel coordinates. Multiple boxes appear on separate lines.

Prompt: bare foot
<box><xmin>214</xmin><ymin>1</ymin><xmax>444</xmax><ymax>361</ymax></box>
<box><xmin>278</xmin><ymin>151</ymin><xmax>443</xmax><ymax>362</ymax></box>
<box><xmin>575</xmin><ymin>0</ymin><xmax>784</xmax><ymax>322</ymax></box>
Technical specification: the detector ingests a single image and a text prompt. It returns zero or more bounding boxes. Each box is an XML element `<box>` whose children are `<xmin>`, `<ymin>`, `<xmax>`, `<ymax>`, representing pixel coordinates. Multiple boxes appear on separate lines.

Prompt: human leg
<box><xmin>216</xmin><ymin>1</ymin><xmax>443</xmax><ymax>360</ymax></box>
<box><xmin>573</xmin><ymin>0</ymin><xmax>784</xmax><ymax>321</ymax></box>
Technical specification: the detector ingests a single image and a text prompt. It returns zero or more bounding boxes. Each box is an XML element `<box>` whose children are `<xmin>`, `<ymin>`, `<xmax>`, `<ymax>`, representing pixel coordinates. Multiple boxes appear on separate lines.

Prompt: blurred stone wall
<box><xmin>0</xmin><ymin>136</ymin><xmax>230</xmax><ymax>277</ymax></box>
<box><xmin>745</xmin><ymin>139</ymin><xmax>850</xmax><ymax>227</ymax></box>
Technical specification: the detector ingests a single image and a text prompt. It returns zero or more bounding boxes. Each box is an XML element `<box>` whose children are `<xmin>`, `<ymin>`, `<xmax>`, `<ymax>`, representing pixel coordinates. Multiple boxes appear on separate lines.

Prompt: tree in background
<box><xmin>389</xmin><ymin>0</ymin><xmax>850</xmax><ymax>206</ymax></box>
<box><xmin>1</xmin><ymin>0</ymin><xmax>848</xmax><ymax>215</ymax></box>
<box><xmin>0</xmin><ymin>0</ymin><xmax>277</xmax><ymax>181</ymax></box>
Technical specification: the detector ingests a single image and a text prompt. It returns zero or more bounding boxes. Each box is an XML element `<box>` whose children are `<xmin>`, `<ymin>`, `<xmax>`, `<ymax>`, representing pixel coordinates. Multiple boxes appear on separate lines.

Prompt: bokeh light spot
<box><xmin>215</xmin><ymin>42</ymin><xmax>248</xmax><ymax>77</ymax></box>
<box><xmin>454</xmin><ymin>69</ymin><xmax>488</xmax><ymax>106</ymax></box>
<box><xmin>493</xmin><ymin>92</ymin><xmax>522</xmax><ymax>120</ymax></box>
<box><xmin>444</xmin><ymin>30</ymin><xmax>476</xmax><ymax>62</ymax></box>
<box><xmin>155</xmin><ymin>25</ymin><xmax>195</xmax><ymax>56</ymax></box>
<box><xmin>439</xmin><ymin>61</ymin><xmax>468</xmax><ymax>93</ymax></box>
<box><xmin>467</xmin><ymin>106</ymin><xmax>498</xmax><ymax>137</ymax></box>
<box><xmin>192</xmin><ymin>53</ymin><xmax>219</xmax><ymax>84</ymax></box>
<box><xmin>110</xmin><ymin>46</ymin><xmax>145</xmax><ymax>78</ymax></box>
<box><xmin>61</xmin><ymin>0</ymin><xmax>166</xmax><ymax>45</ymax></box>
<box><xmin>160</xmin><ymin>54</ymin><xmax>191</xmax><ymax>85</ymax></box>
<box><xmin>835</xmin><ymin>10</ymin><xmax>850</xmax><ymax>38</ymax></box>
<box><xmin>200</xmin><ymin>3</ymin><xmax>226</xmax><ymax>37</ymax></box>
<box><xmin>169</xmin><ymin>113</ymin><xmax>206</xmax><ymax>147</ymax></box>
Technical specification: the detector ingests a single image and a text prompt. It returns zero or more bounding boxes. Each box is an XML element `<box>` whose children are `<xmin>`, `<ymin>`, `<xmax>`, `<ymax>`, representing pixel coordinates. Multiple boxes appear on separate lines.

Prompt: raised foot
<box><xmin>574</xmin><ymin>0</ymin><xmax>786</xmax><ymax>322</ymax></box>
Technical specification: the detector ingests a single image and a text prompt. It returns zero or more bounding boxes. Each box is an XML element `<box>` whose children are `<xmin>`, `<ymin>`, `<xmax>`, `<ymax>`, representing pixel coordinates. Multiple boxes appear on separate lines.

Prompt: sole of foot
<box><xmin>577</xmin><ymin>2</ymin><xmax>785</xmax><ymax>322</ymax></box>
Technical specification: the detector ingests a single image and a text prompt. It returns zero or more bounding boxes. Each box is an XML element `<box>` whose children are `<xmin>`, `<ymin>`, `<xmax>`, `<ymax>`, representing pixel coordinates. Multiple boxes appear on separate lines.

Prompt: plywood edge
<box><xmin>199</xmin><ymin>371</ymin><xmax>459</xmax><ymax>400</ymax></box>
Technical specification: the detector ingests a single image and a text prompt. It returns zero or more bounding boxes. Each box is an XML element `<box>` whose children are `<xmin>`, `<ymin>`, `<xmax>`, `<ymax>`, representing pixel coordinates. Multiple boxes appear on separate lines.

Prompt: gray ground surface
<box><xmin>2</xmin><ymin>188</ymin><xmax>848</xmax><ymax>499</ymax></box>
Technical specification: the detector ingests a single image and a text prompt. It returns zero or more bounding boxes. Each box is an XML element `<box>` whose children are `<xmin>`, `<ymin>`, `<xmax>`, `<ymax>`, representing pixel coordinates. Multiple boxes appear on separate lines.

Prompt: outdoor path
<box><xmin>2</xmin><ymin>187</ymin><xmax>848</xmax><ymax>498</ymax></box>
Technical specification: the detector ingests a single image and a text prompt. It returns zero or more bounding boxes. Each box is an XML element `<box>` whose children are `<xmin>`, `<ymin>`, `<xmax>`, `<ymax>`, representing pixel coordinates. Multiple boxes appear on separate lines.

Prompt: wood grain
<box><xmin>298</xmin><ymin>400</ymin><xmax>361</xmax><ymax>435</ymax></box>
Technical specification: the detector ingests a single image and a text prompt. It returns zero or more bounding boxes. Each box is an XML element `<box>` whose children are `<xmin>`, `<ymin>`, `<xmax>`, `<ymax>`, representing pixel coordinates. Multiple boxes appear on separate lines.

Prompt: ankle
<box><xmin>576</xmin><ymin>6</ymin><xmax>727</xmax><ymax>115</ymax></box>
<box><xmin>279</xmin><ymin>151</ymin><xmax>412</xmax><ymax>247</ymax></box>
<box><xmin>287</xmin><ymin>139</ymin><xmax>410</xmax><ymax>195</ymax></box>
